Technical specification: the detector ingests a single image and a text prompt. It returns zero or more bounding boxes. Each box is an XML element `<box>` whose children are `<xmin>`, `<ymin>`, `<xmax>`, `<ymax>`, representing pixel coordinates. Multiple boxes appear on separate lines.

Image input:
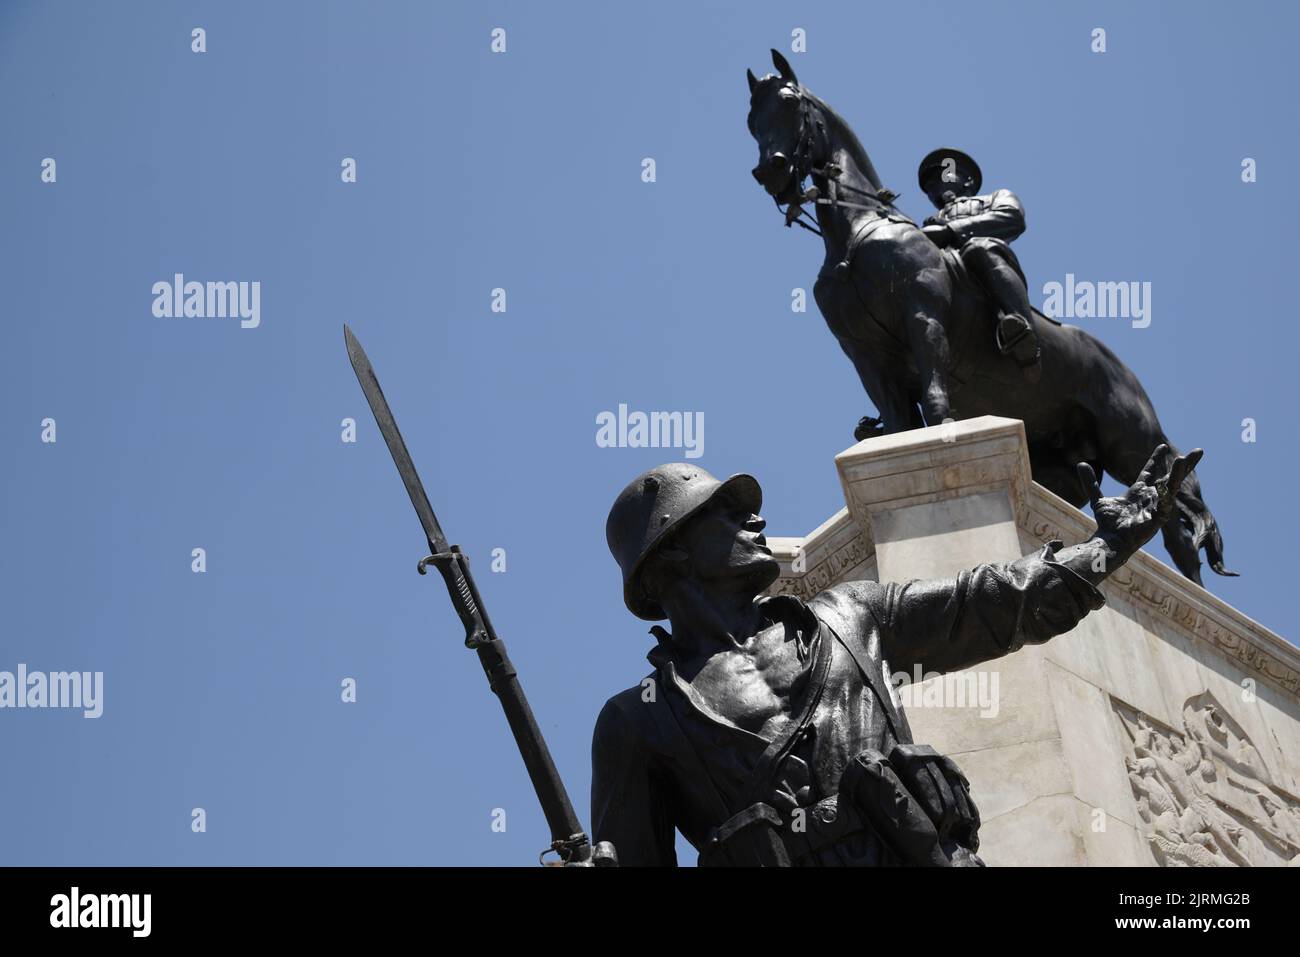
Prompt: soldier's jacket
<box><xmin>590</xmin><ymin>544</ymin><xmax>1104</xmax><ymax>866</ymax></box>
<box><xmin>925</xmin><ymin>188</ymin><xmax>1026</xmax><ymax>246</ymax></box>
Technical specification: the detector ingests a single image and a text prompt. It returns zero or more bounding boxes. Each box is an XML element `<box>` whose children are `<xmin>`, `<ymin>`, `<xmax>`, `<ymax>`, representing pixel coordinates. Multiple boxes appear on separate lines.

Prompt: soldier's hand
<box><xmin>922</xmin><ymin>223</ymin><xmax>954</xmax><ymax>248</ymax></box>
<box><xmin>556</xmin><ymin>840</ymin><xmax>618</xmax><ymax>867</ymax></box>
<box><xmin>1078</xmin><ymin>445</ymin><xmax>1202</xmax><ymax>561</ymax></box>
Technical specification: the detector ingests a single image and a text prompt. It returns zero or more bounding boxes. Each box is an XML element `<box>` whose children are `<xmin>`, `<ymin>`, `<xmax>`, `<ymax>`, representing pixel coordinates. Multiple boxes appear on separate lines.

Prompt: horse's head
<box><xmin>746</xmin><ymin>53</ymin><xmax>897</xmax><ymax>230</ymax></box>
<box><xmin>745</xmin><ymin>49</ymin><xmax>810</xmax><ymax>205</ymax></box>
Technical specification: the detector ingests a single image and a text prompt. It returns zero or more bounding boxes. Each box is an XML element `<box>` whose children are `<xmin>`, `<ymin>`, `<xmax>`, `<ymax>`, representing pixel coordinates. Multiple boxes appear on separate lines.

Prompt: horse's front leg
<box><xmin>853</xmin><ymin>230</ymin><xmax>955</xmax><ymax>429</ymax></box>
<box><xmin>895</xmin><ymin>265</ymin><xmax>957</xmax><ymax>426</ymax></box>
<box><xmin>838</xmin><ymin>336</ymin><xmax>923</xmax><ymax>437</ymax></box>
<box><xmin>904</xmin><ymin>310</ymin><xmax>953</xmax><ymax>426</ymax></box>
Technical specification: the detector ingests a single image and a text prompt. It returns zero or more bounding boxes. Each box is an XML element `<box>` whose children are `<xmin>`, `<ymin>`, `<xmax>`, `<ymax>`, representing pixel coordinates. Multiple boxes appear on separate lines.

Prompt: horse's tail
<box><xmin>1175</xmin><ymin>475</ymin><xmax>1238</xmax><ymax>578</ymax></box>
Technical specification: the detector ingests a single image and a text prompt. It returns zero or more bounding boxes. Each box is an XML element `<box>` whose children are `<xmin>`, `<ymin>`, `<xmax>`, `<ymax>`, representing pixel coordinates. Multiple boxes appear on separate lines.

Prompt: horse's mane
<box><xmin>801</xmin><ymin>88</ymin><xmax>893</xmax><ymax>201</ymax></box>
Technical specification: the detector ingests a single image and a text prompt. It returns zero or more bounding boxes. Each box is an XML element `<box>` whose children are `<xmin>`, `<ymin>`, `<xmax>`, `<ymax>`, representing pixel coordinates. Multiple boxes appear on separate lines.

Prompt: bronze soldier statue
<box><xmin>592</xmin><ymin>445</ymin><xmax>1202</xmax><ymax>866</ymax></box>
<box><xmin>918</xmin><ymin>147</ymin><xmax>1042</xmax><ymax>378</ymax></box>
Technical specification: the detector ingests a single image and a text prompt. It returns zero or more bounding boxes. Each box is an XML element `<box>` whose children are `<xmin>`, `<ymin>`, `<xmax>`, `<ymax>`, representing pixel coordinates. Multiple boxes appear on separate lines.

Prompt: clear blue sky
<box><xmin>2</xmin><ymin>0</ymin><xmax>1294</xmax><ymax>865</ymax></box>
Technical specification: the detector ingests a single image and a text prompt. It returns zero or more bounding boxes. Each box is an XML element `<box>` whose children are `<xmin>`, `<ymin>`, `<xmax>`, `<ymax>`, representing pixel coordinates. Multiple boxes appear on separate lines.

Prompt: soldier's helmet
<box><xmin>917</xmin><ymin>147</ymin><xmax>983</xmax><ymax>197</ymax></box>
<box><xmin>606</xmin><ymin>464</ymin><xmax>762</xmax><ymax>621</ymax></box>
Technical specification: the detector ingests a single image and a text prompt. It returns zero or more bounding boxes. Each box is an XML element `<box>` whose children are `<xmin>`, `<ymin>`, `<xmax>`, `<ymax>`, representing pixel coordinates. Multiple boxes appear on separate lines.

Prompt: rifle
<box><xmin>344</xmin><ymin>325</ymin><xmax>614</xmax><ymax>867</ymax></box>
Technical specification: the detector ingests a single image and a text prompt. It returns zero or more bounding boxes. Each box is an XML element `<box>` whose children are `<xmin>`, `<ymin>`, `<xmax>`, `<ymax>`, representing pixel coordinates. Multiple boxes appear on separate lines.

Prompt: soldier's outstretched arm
<box><xmin>856</xmin><ymin>542</ymin><xmax>1104</xmax><ymax>678</ymax></box>
<box><xmin>841</xmin><ymin>445</ymin><xmax>1202</xmax><ymax>676</ymax></box>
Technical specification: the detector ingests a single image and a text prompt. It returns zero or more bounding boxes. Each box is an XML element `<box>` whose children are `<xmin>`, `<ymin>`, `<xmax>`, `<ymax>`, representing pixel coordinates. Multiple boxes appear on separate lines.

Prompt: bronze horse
<box><xmin>745</xmin><ymin>51</ymin><xmax>1233</xmax><ymax>586</ymax></box>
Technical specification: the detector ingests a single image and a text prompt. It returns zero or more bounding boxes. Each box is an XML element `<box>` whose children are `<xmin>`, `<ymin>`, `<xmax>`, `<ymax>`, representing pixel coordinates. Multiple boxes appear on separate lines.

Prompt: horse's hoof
<box><xmin>854</xmin><ymin>416</ymin><xmax>884</xmax><ymax>441</ymax></box>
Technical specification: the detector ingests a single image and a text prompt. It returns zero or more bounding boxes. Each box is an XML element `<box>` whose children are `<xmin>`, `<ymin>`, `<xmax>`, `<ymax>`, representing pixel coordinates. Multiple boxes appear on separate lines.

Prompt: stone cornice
<box><xmin>768</xmin><ymin>508</ymin><xmax>874</xmax><ymax>601</ymax></box>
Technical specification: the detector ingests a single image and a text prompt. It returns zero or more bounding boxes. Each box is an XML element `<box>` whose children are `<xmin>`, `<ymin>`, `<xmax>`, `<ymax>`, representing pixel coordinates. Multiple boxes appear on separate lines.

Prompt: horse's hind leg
<box><xmin>1161</xmin><ymin>517</ymin><xmax>1204</xmax><ymax>586</ymax></box>
<box><xmin>1028</xmin><ymin>446</ymin><xmax>1091</xmax><ymax>507</ymax></box>
<box><xmin>1102</xmin><ymin>431</ymin><xmax>1230</xmax><ymax>585</ymax></box>
<box><xmin>1170</xmin><ymin>468</ymin><xmax>1236</xmax><ymax>579</ymax></box>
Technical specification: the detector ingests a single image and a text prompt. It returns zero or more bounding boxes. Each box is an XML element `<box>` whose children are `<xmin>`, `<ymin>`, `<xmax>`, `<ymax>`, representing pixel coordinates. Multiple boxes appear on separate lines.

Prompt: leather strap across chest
<box><xmin>812</xmin><ymin>601</ymin><xmax>913</xmax><ymax>745</ymax></box>
<box><xmin>741</xmin><ymin>621</ymin><xmax>837</xmax><ymax>809</ymax></box>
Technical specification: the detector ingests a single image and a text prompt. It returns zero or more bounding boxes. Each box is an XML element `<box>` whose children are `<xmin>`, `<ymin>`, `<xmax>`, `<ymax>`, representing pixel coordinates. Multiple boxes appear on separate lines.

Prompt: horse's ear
<box><xmin>747</xmin><ymin>68</ymin><xmax>758</xmax><ymax>94</ymax></box>
<box><xmin>771</xmin><ymin>48</ymin><xmax>798</xmax><ymax>84</ymax></box>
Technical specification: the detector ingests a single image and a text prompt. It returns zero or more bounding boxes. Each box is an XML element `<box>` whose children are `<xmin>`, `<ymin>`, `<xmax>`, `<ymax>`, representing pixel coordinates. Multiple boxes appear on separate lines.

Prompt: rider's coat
<box><xmin>926</xmin><ymin>189</ymin><xmax>1026</xmax><ymax>246</ymax></box>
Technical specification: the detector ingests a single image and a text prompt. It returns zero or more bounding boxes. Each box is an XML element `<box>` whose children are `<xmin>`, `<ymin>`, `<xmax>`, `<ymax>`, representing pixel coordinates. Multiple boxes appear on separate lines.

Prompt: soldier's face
<box><xmin>677</xmin><ymin>494</ymin><xmax>780</xmax><ymax>592</ymax></box>
<box><xmin>925</xmin><ymin>185</ymin><xmax>953</xmax><ymax>208</ymax></box>
<box><xmin>926</xmin><ymin>176</ymin><xmax>976</xmax><ymax>208</ymax></box>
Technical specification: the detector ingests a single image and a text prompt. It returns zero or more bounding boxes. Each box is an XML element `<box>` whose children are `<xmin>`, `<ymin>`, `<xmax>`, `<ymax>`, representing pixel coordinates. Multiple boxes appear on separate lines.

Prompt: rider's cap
<box><xmin>918</xmin><ymin>147</ymin><xmax>983</xmax><ymax>195</ymax></box>
<box><xmin>606</xmin><ymin>464</ymin><xmax>762</xmax><ymax>621</ymax></box>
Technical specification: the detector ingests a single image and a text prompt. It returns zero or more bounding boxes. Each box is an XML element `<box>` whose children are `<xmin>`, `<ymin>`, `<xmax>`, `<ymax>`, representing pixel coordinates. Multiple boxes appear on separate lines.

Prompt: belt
<box><xmin>699</xmin><ymin>795</ymin><xmax>875</xmax><ymax>867</ymax></box>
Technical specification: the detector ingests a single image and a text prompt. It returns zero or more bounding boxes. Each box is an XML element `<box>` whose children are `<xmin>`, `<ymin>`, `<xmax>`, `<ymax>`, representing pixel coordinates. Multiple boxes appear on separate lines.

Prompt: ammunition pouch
<box><xmin>840</xmin><ymin>744</ymin><xmax>983</xmax><ymax>866</ymax></box>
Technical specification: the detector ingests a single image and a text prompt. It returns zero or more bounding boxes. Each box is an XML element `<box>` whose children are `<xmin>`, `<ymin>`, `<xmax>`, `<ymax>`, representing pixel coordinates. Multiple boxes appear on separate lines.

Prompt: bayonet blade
<box><xmin>343</xmin><ymin>325</ymin><xmax>593</xmax><ymax>862</ymax></box>
<box><xmin>344</xmin><ymin>324</ymin><xmax>450</xmax><ymax>553</ymax></box>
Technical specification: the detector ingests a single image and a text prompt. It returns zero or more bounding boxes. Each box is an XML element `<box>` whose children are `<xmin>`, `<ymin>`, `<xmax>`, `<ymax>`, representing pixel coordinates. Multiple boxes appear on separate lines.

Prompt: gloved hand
<box><xmin>922</xmin><ymin>223</ymin><xmax>955</xmax><ymax>247</ymax></box>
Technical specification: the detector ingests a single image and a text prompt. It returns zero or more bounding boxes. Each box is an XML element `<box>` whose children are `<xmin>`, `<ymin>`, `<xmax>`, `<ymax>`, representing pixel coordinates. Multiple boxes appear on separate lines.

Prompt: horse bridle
<box><xmin>774</xmin><ymin>87</ymin><xmax>899</xmax><ymax>237</ymax></box>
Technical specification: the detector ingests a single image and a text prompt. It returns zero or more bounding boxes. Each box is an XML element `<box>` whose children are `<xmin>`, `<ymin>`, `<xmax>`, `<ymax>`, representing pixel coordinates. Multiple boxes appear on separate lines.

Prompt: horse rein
<box><xmin>774</xmin><ymin>88</ymin><xmax>902</xmax><ymax>237</ymax></box>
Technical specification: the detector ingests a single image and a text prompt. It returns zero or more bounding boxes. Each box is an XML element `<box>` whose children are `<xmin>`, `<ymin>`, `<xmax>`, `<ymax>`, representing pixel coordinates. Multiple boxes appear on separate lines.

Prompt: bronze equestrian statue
<box><xmin>744</xmin><ymin>51</ymin><xmax>1233</xmax><ymax>586</ymax></box>
<box><xmin>593</xmin><ymin>446</ymin><xmax>1203</xmax><ymax>865</ymax></box>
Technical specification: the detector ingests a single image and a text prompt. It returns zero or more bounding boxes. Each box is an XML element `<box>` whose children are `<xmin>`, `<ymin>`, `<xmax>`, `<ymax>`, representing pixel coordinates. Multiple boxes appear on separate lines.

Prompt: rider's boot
<box><xmin>996</xmin><ymin>311</ymin><xmax>1042</xmax><ymax>382</ymax></box>
<box><xmin>960</xmin><ymin>238</ymin><xmax>1043</xmax><ymax>382</ymax></box>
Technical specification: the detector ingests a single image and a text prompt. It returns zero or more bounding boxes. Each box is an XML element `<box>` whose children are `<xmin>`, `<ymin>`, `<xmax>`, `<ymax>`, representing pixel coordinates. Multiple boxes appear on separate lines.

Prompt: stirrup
<box><xmin>996</xmin><ymin>315</ymin><xmax>1036</xmax><ymax>357</ymax></box>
